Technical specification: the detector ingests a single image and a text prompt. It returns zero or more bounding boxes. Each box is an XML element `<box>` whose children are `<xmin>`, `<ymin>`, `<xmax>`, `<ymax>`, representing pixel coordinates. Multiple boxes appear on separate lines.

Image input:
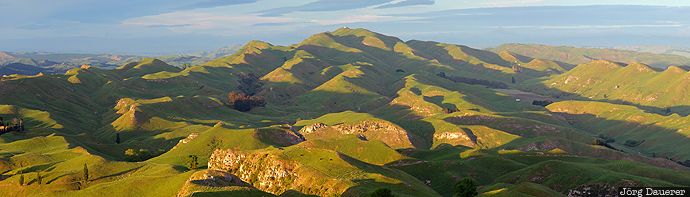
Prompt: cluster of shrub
<box><xmin>124</xmin><ymin>148</ymin><xmax>157</xmax><ymax>162</ymax></box>
<box><xmin>594</xmin><ymin>135</ymin><xmax>690</xmax><ymax>168</ymax></box>
<box><xmin>443</xmin><ymin>108</ymin><xmax>459</xmax><ymax>114</ymax></box>
<box><xmin>370</xmin><ymin>177</ymin><xmax>477</xmax><ymax>197</ymax></box>
<box><xmin>437</xmin><ymin>72</ymin><xmax>509</xmax><ymax>89</ymax></box>
<box><xmin>593</xmin><ymin>134</ymin><xmax>621</xmax><ymax>152</ymax></box>
<box><xmin>16</xmin><ymin>164</ymin><xmax>90</xmax><ymax>187</ymax></box>
<box><xmin>227</xmin><ymin>91</ymin><xmax>266</xmax><ymax>112</ymax></box>
<box><xmin>679</xmin><ymin>160</ymin><xmax>690</xmax><ymax>168</ymax></box>
<box><xmin>593</xmin><ymin>135</ymin><xmax>648</xmax><ymax>151</ymax></box>
<box><xmin>227</xmin><ymin>73</ymin><xmax>266</xmax><ymax>112</ymax></box>
<box><xmin>531</xmin><ymin>100</ymin><xmax>553</xmax><ymax>107</ymax></box>
<box><xmin>623</xmin><ymin>139</ymin><xmax>645</xmax><ymax>147</ymax></box>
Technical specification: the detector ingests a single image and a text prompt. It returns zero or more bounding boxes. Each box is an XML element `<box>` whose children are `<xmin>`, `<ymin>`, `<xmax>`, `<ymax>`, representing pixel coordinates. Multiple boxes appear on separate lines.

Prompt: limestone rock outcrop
<box><xmin>298</xmin><ymin>120</ymin><xmax>413</xmax><ymax>148</ymax></box>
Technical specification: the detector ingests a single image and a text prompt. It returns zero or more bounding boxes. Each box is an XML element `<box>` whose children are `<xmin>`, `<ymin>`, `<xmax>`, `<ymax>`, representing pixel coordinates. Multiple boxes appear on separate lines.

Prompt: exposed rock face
<box><xmin>298</xmin><ymin>120</ymin><xmax>413</xmax><ymax>148</ymax></box>
<box><xmin>518</xmin><ymin>141</ymin><xmax>559</xmax><ymax>152</ymax></box>
<box><xmin>208</xmin><ymin>149</ymin><xmax>299</xmax><ymax>195</ymax></box>
<box><xmin>299</xmin><ymin>123</ymin><xmax>327</xmax><ymax>134</ymax></box>
<box><xmin>331</xmin><ymin>121</ymin><xmax>403</xmax><ymax>135</ymax></box>
<box><xmin>172</xmin><ymin>132</ymin><xmax>199</xmax><ymax>150</ymax></box>
<box><xmin>181</xmin><ymin>132</ymin><xmax>199</xmax><ymax>144</ymax></box>
<box><xmin>433</xmin><ymin>131</ymin><xmax>474</xmax><ymax>147</ymax></box>
<box><xmin>208</xmin><ymin>148</ymin><xmax>364</xmax><ymax>196</ymax></box>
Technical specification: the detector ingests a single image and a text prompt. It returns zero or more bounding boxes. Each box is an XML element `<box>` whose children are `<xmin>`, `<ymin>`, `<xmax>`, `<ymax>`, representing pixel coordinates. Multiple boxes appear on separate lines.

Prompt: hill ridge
<box><xmin>3</xmin><ymin>27</ymin><xmax>690</xmax><ymax>197</ymax></box>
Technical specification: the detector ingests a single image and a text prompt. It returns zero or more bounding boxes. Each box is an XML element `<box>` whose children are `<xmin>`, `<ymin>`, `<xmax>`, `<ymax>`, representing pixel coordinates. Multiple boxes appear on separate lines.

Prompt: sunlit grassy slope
<box><xmin>1</xmin><ymin>28</ymin><xmax>689</xmax><ymax>196</ymax></box>
<box><xmin>493</xmin><ymin>43</ymin><xmax>690</xmax><ymax>68</ymax></box>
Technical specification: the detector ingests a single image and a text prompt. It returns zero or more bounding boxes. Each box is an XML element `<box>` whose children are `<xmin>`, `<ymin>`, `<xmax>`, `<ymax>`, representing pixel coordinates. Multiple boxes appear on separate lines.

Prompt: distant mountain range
<box><xmin>156</xmin><ymin>44</ymin><xmax>242</xmax><ymax>67</ymax></box>
<box><xmin>0</xmin><ymin>45</ymin><xmax>241</xmax><ymax>76</ymax></box>
<box><xmin>614</xmin><ymin>45</ymin><xmax>690</xmax><ymax>59</ymax></box>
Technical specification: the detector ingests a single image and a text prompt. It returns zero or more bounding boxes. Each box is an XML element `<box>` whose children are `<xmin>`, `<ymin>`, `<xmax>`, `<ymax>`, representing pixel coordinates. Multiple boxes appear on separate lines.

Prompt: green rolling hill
<box><xmin>492</xmin><ymin>43</ymin><xmax>690</xmax><ymax>68</ymax></box>
<box><xmin>521</xmin><ymin>60</ymin><xmax>690</xmax><ymax>115</ymax></box>
<box><xmin>0</xmin><ymin>28</ymin><xmax>689</xmax><ymax>196</ymax></box>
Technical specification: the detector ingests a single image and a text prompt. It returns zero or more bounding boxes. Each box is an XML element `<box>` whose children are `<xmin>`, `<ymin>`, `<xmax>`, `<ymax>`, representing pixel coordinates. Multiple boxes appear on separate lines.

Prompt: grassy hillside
<box><xmin>493</xmin><ymin>43</ymin><xmax>690</xmax><ymax>68</ymax></box>
<box><xmin>1</xmin><ymin>28</ymin><xmax>689</xmax><ymax>196</ymax></box>
<box><xmin>547</xmin><ymin>101</ymin><xmax>690</xmax><ymax>161</ymax></box>
<box><xmin>521</xmin><ymin>60</ymin><xmax>690</xmax><ymax>115</ymax></box>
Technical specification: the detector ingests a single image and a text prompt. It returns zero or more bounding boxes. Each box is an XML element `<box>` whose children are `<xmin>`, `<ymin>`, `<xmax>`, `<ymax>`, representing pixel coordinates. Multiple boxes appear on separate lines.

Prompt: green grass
<box><xmin>299</xmin><ymin>135</ymin><xmax>407</xmax><ymax>165</ymax></box>
<box><xmin>2</xmin><ymin>28</ymin><xmax>689</xmax><ymax>197</ymax></box>
<box><xmin>546</xmin><ymin>100</ymin><xmax>690</xmax><ymax>160</ymax></box>
<box><xmin>493</xmin><ymin>43</ymin><xmax>690</xmax><ymax>68</ymax></box>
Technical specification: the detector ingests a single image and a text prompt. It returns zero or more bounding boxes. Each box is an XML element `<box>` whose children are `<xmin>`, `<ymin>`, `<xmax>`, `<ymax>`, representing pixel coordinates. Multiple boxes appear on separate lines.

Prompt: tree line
<box><xmin>370</xmin><ymin>177</ymin><xmax>478</xmax><ymax>197</ymax></box>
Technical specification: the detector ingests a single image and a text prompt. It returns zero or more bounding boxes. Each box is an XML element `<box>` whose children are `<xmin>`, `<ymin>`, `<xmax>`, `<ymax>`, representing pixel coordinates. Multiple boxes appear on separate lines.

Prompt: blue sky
<box><xmin>2</xmin><ymin>0</ymin><xmax>690</xmax><ymax>55</ymax></box>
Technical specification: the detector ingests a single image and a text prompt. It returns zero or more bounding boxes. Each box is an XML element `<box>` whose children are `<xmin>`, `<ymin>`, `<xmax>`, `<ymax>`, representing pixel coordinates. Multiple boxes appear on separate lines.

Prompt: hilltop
<box><xmin>521</xmin><ymin>60</ymin><xmax>690</xmax><ymax>115</ymax></box>
<box><xmin>492</xmin><ymin>43</ymin><xmax>690</xmax><ymax>68</ymax></box>
<box><xmin>1</xmin><ymin>28</ymin><xmax>689</xmax><ymax>196</ymax></box>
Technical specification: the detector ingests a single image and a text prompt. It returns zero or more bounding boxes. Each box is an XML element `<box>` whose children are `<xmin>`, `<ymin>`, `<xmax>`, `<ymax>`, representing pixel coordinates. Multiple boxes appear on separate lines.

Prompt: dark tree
<box><xmin>370</xmin><ymin>188</ymin><xmax>395</xmax><ymax>197</ymax></box>
<box><xmin>234</xmin><ymin>99</ymin><xmax>252</xmax><ymax>112</ymax></box>
<box><xmin>228</xmin><ymin>91</ymin><xmax>251</xmax><ymax>111</ymax></box>
<box><xmin>187</xmin><ymin>155</ymin><xmax>199</xmax><ymax>170</ymax></box>
<box><xmin>19</xmin><ymin>174</ymin><xmax>24</xmax><ymax>186</ymax></box>
<box><xmin>227</xmin><ymin>91</ymin><xmax>265</xmax><ymax>112</ymax></box>
<box><xmin>437</xmin><ymin>72</ymin><xmax>447</xmax><ymax>78</ymax></box>
<box><xmin>36</xmin><ymin>172</ymin><xmax>42</xmax><ymax>185</ymax></box>
<box><xmin>444</xmin><ymin>108</ymin><xmax>458</xmax><ymax>114</ymax></box>
<box><xmin>115</xmin><ymin>133</ymin><xmax>121</xmax><ymax>144</ymax></box>
<box><xmin>511</xmin><ymin>76</ymin><xmax>516</xmax><ymax>84</ymax></box>
<box><xmin>597</xmin><ymin>134</ymin><xmax>615</xmax><ymax>143</ymax></box>
<box><xmin>531</xmin><ymin>100</ymin><xmax>553</xmax><ymax>107</ymax></box>
<box><xmin>512</xmin><ymin>64</ymin><xmax>522</xmax><ymax>73</ymax></box>
<box><xmin>454</xmin><ymin>177</ymin><xmax>478</xmax><ymax>197</ymax></box>
<box><xmin>124</xmin><ymin>148</ymin><xmax>154</xmax><ymax>162</ymax></box>
<box><xmin>679</xmin><ymin>160</ymin><xmax>690</xmax><ymax>168</ymax></box>
<box><xmin>226</xmin><ymin>73</ymin><xmax>267</xmax><ymax>112</ymax></box>
<box><xmin>592</xmin><ymin>136</ymin><xmax>620</xmax><ymax>151</ymax></box>
<box><xmin>83</xmin><ymin>164</ymin><xmax>89</xmax><ymax>182</ymax></box>
<box><xmin>249</xmin><ymin>96</ymin><xmax>266</xmax><ymax>107</ymax></box>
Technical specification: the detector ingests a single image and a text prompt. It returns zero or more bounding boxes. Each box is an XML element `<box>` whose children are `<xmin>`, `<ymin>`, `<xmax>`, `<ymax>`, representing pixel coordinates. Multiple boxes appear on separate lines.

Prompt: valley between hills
<box><xmin>1</xmin><ymin>28</ymin><xmax>690</xmax><ymax>197</ymax></box>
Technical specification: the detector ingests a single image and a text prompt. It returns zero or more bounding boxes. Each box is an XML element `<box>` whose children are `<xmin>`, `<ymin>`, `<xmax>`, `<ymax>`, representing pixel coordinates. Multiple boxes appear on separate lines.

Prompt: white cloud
<box><xmin>122</xmin><ymin>11</ymin><xmax>294</xmax><ymax>32</ymax></box>
<box><xmin>478</xmin><ymin>0</ymin><xmax>546</xmax><ymax>7</ymax></box>
<box><xmin>488</xmin><ymin>24</ymin><xmax>685</xmax><ymax>30</ymax></box>
<box><xmin>309</xmin><ymin>14</ymin><xmax>414</xmax><ymax>25</ymax></box>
